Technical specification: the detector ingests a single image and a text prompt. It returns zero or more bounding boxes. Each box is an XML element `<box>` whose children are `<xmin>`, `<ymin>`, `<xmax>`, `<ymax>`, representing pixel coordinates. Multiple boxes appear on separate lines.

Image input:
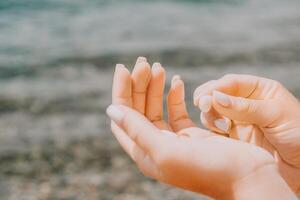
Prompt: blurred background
<box><xmin>0</xmin><ymin>0</ymin><xmax>300</xmax><ymax>199</ymax></box>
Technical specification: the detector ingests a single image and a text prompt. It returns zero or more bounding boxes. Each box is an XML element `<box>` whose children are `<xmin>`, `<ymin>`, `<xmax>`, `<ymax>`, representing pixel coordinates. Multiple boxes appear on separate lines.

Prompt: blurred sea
<box><xmin>0</xmin><ymin>0</ymin><xmax>300</xmax><ymax>199</ymax></box>
<box><xmin>1</xmin><ymin>0</ymin><xmax>300</xmax><ymax>75</ymax></box>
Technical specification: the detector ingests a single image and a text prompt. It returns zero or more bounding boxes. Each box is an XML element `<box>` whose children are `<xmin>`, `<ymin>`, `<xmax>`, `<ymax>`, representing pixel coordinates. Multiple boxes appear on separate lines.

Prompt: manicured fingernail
<box><xmin>172</xmin><ymin>75</ymin><xmax>181</xmax><ymax>83</ymax></box>
<box><xmin>171</xmin><ymin>77</ymin><xmax>183</xmax><ymax>91</ymax></box>
<box><xmin>152</xmin><ymin>62</ymin><xmax>161</xmax><ymax>69</ymax></box>
<box><xmin>152</xmin><ymin>63</ymin><xmax>163</xmax><ymax>76</ymax></box>
<box><xmin>214</xmin><ymin>118</ymin><xmax>230</xmax><ymax>132</ymax></box>
<box><xmin>198</xmin><ymin>95</ymin><xmax>212</xmax><ymax>113</ymax></box>
<box><xmin>213</xmin><ymin>91</ymin><xmax>231</xmax><ymax>107</ymax></box>
<box><xmin>136</xmin><ymin>56</ymin><xmax>147</xmax><ymax>63</ymax></box>
<box><xmin>171</xmin><ymin>75</ymin><xmax>181</xmax><ymax>89</ymax></box>
<box><xmin>115</xmin><ymin>64</ymin><xmax>125</xmax><ymax>70</ymax></box>
<box><xmin>106</xmin><ymin>105</ymin><xmax>124</xmax><ymax>124</ymax></box>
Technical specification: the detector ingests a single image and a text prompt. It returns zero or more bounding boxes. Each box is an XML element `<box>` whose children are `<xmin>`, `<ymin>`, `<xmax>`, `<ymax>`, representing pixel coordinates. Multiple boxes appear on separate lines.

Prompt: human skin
<box><xmin>107</xmin><ymin>58</ymin><xmax>297</xmax><ymax>199</ymax></box>
<box><xmin>193</xmin><ymin>74</ymin><xmax>300</xmax><ymax>193</ymax></box>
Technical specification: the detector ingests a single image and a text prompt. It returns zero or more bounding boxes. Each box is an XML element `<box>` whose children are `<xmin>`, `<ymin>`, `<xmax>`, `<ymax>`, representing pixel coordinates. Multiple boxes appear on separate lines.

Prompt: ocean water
<box><xmin>1</xmin><ymin>0</ymin><xmax>300</xmax><ymax>74</ymax></box>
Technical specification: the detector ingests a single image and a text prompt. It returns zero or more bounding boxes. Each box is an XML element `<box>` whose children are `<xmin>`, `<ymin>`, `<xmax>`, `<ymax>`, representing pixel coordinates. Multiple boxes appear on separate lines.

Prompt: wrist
<box><xmin>232</xmin><ymin>164</ymin><xmax>297</xmax><ymax>200</ymax></box>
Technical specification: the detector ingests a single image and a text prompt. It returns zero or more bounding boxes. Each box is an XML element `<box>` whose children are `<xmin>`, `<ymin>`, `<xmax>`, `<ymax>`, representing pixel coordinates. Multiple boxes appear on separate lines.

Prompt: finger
<box><xmin>111</xmin><ymin>121</ymin><xmax>136</xmax><ymax>160</ymax></box>
<box><xmin>111</xmin><ymin>122</ymin><xmax>160</xmax><ymax>179</ymax></box>
<box><xmin>167</xmin><ymin>75</ymin><xmax>196</xmax><ymax>132</ymax></box>
<box><xmin>198</xmin><ymin>95</ymin><xmax>212</xmax><ymax>113</ymax></box>
<box><xmin>229</xmin><ymin>122</ymin><xmax>255</xmax><ymax>142</ymax></box>
<box><xmin>200</xmin><ymin>110</ymin><xmax>231</xmax><ymax>135</ymax></box>
<box><xmin>193</xmin><ymin>74</ymin><xmax>275</xmax><ymax>106</ymax></box>
<box><xmin>131</xmin><ymin>57</ymin><xmax>152</xmax><ymax>114</ymax></box>
<box><xmin>107</xmin><ymin>104</ymin><xmax>168</xmax><ymax>155</ymax></box>
<box><xmin>211</xmin><ymin>90</ymin><xmax>281</xmax><ymax>127</ymax></box>
<box><xmin>112</xmin><ymin>64</ymin><xmax>132</xmax><ymax>107</ymax></box>
<box><xmin>145</xmin><ymin>63</ymin><xmax>170</xmax><ymax>130</ymax></box>
<box><xmin>196</xmin><ymin>94</ymin><xmax>231</xmax><ymax>134</ymax></box>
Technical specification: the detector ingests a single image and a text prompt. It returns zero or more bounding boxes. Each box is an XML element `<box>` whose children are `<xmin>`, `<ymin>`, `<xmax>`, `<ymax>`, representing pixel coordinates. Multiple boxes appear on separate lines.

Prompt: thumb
<box><xmin>211</xmin><ymin>91</ymin><xmax>282</xmax><ymax>127</ymax></box>
<box><xmin>106</xmin><ymin>104</ymin><xmax>167</xmax><ymax>154</ymax></box>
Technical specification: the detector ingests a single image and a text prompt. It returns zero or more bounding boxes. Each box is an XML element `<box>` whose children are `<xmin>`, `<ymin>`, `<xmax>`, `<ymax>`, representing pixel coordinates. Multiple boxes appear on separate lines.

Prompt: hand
<box><xmin>107</xmin><ymin>59</ymin><xmax>296</xmax><ymax>199</ymax></box>
<box><xmin>193</xmin><ymin>74</ymin><xmax>300</xmax><ymax>193</ymax></box>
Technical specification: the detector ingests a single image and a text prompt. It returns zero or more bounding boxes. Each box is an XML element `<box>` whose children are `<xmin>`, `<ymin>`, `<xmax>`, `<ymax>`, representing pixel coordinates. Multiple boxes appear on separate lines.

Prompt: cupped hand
<box><xmin>193</xmin><ymin>74</ymin><xmax>300</xmax><ymax>193</ymax></box>
<box><xmin>107</xmin><ymin>59</ymin><xmax>295</xmax><ymax>199</ymax></box>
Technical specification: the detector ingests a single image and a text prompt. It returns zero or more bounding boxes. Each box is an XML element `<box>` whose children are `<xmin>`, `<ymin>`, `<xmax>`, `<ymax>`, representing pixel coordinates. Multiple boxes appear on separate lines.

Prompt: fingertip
<box><xmin>132</xmin><ymin>60</ymin><xmax>151</xmax><ymax>78</ymax></box>
<box><xmin>168</xmin><ymin>78</ymin><xmax>185</xmax><ymax>109</ymax></box>
<box><xmin>193</xmin><ymin>90</ymin><xmax>201</xmax><ymax>106</ymax></box>
<box><xmin>170</xmin><ymin>77</ymin><xmax>184</xmax><ymax>98</ymax></box>
<box><xmin>116</xmin><ymin>63</ymin><xmax>124</xmax><ymax>67</ymax></box>
<box><xmin>112</xmin><ymin>65</ymin><xmax>132</xmax><ymax>106</ymax></box>
<box><xmin>152</xmin><ymin>62</ymin><xmax>165</xmax><ymax>74</ymax></box>
<box><xmin>171</xmin><ymin>75</ymin><xmax>181</xmax><ymax>83</ymax></box>
<box><xmin>115</xmin><ymin>63</ymin><xmax>125</xmax><ymax>70</ymax></box>
<box><xmin>136</xmin><ymin>56</ymin><xmax>147</xmax><ymax>64</ymax></box>
<box><xmin>193</xmin><ymin>97</ymin><xmax>199</xmax><ymax>106</ymax></box>
<box><xmin>199</xmin><ymin>95</ymin><xmax>212</xmax><ymax>113</ymax></box>
<box><xmin>132</xmin><ymin>58</ymin><xmax>151</xmax><ymax>87</ymax></box>
<box><xmin>152</xmin><ymin>62</ymin><xmax>161</xmax><ymax>68</ymax></box>
<box><xmin>133</xmin><ymin>57</ymin><xmax>151</xmax><ymax>71</ymax></box>
<box><xmin>151</xmin><ymin>63</ymin><xmax>166</xmax><ymax>84</ymax></box>
<box><xmin>213</xmin><ymin>118</ymin><xmax>231</xmax><ymax>133</ymax></box>
<box><xmin>115</xmin><ymin>63</ymin><xmax>130</xmax><ymax>74</ymax></box>
<box><xmin>106</xmin><ymin>105</ymin><xmax>125</xmax><ymax>125</ymax></box>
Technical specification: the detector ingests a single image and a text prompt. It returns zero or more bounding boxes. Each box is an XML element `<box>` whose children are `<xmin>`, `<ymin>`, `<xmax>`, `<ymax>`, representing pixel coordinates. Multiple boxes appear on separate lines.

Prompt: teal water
<box><xmin>0</xmin><ymin>0</ymin><xmax>300</xmax><ymax>76</ymax></box>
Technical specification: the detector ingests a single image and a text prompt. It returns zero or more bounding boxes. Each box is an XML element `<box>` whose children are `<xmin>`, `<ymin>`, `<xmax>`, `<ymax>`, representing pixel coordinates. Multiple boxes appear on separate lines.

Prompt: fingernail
<box><xmin>224</xmin><ymin>117</ymin><xmax>232</xmax><ymax>130</ymax></box>
<box><xmin>136</xmin><ymin>56</ymin><xmax>147</xmax><ymax>63</ymax></box>
<box><xmin>199</xmin><ymin>95</ymin><xmax>212</xmax><ymax>113</ymax></box>
<box><xmin>106</xmin><ymin>105</ymin><xmax>124</xmax><ymax>124</ymax></box>
<box><xmin>152</xmin><ymin>62</ymin><xmax>161</xmax><ymax>69</ymax></box>
<box><xmin>213</xmin><ymin>91</ymin><xmax>231</xmax><ymax>107</ymax></box>
<box><xmin>115</xmin><ymin>64</ymin><xmax>125</xmax><ymax>70</ymax></box>
<box><xmin>152</xmin><ymin>63</ymin><xmax>163</xmax><ymax>76</ymax></box>
<box><xmin>214</xmin><ymin>118</ymin><xmax>230</xmax><ymax>132</ymax></box>
<box><xmin>171</xmin><ymin>75</ymin><xmax>181</xmax><ymax>89</ymax></box>
<box><xmin>171</xmin><ymin>77</ymin><xmax>183</xmax><ymax>91</ymax></box>
<box><xmin>172</xmin><ymin>75</ymin><xmax>181</xmax><ymax>83</ymax></box>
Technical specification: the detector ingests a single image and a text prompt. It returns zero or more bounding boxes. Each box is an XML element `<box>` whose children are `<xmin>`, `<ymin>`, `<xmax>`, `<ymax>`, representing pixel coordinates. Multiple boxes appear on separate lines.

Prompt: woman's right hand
<box><xmin>193</xmin><ymin>74</ymin><xmax>300</xmax><ymax>193</ymax></box>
